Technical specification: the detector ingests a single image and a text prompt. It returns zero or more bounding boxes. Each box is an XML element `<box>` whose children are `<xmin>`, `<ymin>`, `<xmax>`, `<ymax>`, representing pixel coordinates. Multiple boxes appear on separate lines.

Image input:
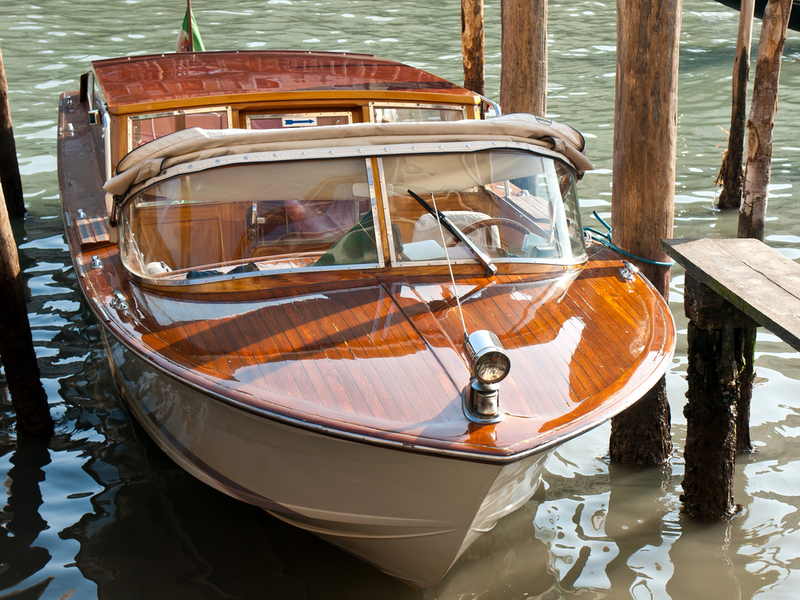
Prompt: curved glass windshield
<box><xmin>382</xmin><ymin>149</ymin><xmax>585</xmax><ymax>265</ymax></box>
<box><xmin>118</xmin><ymin>146</ymin><xmax>585</xmax><ymax>284</ymax></box>
<box><xmin>120</xmin><ymin>157</ymin><xmax>378</xmax><ymax>281</ymax></box>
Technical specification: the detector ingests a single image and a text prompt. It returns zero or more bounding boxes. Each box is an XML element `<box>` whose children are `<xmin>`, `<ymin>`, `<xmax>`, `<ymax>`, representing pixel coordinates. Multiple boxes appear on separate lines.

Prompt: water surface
<box><xmin>1</xmin><ymin>0</ymin><xmax>800</xmax><ymax>598</ymax></box>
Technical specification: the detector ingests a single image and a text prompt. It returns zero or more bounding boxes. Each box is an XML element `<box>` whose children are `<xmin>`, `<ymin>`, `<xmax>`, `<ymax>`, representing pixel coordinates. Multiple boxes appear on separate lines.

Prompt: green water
<box><xmin>1</xmin><ymin>0</ymin><xmax>800</xmax><ymax>598</ymax></box>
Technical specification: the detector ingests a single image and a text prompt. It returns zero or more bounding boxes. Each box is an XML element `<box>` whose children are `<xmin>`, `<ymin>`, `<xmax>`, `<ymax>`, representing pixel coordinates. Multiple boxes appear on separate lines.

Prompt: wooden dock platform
<box><xmin>663</xmin><ymin>237</ymin><xmax>800</xmax><ymax>352</ymax></box>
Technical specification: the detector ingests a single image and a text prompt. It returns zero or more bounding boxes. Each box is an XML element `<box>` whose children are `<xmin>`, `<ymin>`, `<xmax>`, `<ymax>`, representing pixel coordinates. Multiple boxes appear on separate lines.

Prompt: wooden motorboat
<box><xmin>58</xmin><ymin>51</ymin><xmax>675</xmax><ymax>588</ymax></box>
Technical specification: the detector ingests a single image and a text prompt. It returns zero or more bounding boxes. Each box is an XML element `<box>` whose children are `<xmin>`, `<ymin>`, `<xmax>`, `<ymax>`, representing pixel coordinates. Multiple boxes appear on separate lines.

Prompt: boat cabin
<box><xmin>83</xmin><ymin>51</ymin><xmax>485</xmax><ymax>178</ymax></box>
<box><xmin>73</xmin><ymin>52</ymin><xmax>593</xmax><ymax>289</ymax></box>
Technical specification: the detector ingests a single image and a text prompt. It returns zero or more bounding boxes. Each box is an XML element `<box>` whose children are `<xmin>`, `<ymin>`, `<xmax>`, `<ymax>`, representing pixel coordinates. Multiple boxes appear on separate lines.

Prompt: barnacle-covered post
<box><xmin>608</xmin><ymin>0</ymin><xmax>683</xmax><ymax>465</ymax></box>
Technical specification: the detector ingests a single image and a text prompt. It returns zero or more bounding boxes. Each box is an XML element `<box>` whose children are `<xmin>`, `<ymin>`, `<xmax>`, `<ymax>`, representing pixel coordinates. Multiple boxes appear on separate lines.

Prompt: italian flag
<box><xmin>177</xmin><ymin>0</ymin><xmax>205</xmax><ymax>52</ymax></box>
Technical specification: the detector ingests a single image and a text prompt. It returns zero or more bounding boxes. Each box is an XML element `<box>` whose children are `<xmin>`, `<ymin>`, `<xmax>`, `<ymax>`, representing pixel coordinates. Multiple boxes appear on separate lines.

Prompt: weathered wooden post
<box><xmin>0</xmin><ymin>44</ymin><xmax>26</xmax><ymax>216</ymax></box>
<box><xmin>717</xmin><ymin>0</ymin><xmax>755</xmax><ymax>209</ymax></box>
<box><xmin>712</xmin><ymin>0</ymin><xmax>759</xmax><ymax>453</ymax></box>
<box><xmin>681</xmin><ymin>0</ymin><xmax>792</xmax><ymax>518</ymax></box>
<box><xmin>462</xmin><ymin>0</ymin><xmax>485</xmax><ymax>96</ymax></box>
<box><xmin>608</xmin><ymin>0</ymin><xmax>683</xmax><ymax>465</ymax></box>
<box><xmin>0</xmin><ymin>183</ymin><xmax>53</xmax><ymax>437</ymax></box>
<box><xmin>739</xmin><ymin>0</ymin><xmax>792</xmax><ymax>241</ymax></box>
<box><xmin>500</xmin><ymin>0</ymin><xmax>547</xmax><ymax>116</ymax></box>
<box><xmin>735</xmin><ymin>0</ymin><xmax>793</xmax><ymax>454</ymax></box>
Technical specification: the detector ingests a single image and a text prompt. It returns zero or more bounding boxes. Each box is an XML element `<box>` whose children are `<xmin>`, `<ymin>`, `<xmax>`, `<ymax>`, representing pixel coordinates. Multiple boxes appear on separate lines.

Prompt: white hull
<box><xmin>103</xmin><ymin>328</ymin><xmax>548</xmax><ymax>588</ymax></box>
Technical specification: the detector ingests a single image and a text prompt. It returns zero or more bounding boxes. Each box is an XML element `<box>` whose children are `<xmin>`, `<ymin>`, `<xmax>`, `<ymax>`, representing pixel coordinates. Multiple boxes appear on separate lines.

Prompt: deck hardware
<box><xmin>91</xmin><ymin>255</ymin><xmax>102</xmax><ymax>269</ymax></box>
<box><xmin>463</xmin><ymin>330</ymin><xmax>510</xmax><ymax>423</ymax></box>
<box><xmin>110</xmin><ymin>291</ymin><xmax>129</xmax><ymax>311</ymax></box>
<box><xmin>77</xmin><ymin>209</ymin><xmax>86</xmax><ymax>219</ymax></box>
<box><xmin>620</xmin><ymin>260</ymin><xmax>639</xmax><ymax>282</ymax></box>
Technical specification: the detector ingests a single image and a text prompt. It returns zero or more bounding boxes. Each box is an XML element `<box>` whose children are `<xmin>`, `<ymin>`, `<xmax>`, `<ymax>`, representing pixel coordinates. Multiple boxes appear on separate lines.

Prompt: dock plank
<box><xmin>663</xmin><ymin>238</ymin><xmax>800</xmax><ymax>352</ymax></box>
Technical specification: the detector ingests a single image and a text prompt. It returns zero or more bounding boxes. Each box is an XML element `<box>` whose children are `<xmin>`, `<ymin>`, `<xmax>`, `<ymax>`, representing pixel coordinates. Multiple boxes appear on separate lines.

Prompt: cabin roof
<box><xmin>92</xmin><ymin>50</ymin><xmax>477</xmax><ymax>110</ymax></box>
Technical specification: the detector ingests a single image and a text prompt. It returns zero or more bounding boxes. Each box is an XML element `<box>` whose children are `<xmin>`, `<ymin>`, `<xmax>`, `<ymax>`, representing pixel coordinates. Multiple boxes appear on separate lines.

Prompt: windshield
<box><xmin>118</xmin><ymin>146</ymin><xmax>586</xmax><ymax>284</ymax></box>
<box><xmin>381</xmin><ymin>149</ymin><xmax>585</xmax><ymax>265</ymax></box>
<box><xmin>119</xmin><ymin>157</ymin><xmax>379</xmax><ymax>281</ymax></box>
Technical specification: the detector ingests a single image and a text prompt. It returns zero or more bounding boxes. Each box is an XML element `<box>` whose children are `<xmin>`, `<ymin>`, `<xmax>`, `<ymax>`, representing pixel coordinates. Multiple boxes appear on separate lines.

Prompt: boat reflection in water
<box><xmin>58</xmin><ymin>50</ymin><xmax>675</xmax><ymax>587</ymax></box>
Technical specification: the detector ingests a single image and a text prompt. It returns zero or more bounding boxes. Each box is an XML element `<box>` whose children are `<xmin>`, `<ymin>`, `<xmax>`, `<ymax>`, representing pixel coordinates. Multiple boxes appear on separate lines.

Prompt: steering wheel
<box><xmin>447</xmin><ymin>218</ymin><xmax>536</xmax><ymax>253</ymax></box>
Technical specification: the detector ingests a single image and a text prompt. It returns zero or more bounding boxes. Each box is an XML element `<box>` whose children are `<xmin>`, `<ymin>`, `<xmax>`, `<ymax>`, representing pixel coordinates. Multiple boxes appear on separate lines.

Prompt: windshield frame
<box><xmin>117</xmin><ymin>141</ymin><xmax>587</xmax><ymax>287</ymax></box>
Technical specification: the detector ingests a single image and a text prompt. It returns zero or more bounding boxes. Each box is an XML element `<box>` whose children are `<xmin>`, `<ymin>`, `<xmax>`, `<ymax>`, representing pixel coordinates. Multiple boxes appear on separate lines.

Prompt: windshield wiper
<box><xmin>407</xmin><ymin>189</ymin><xmax>497</xmax><ymax>277</ymax></box>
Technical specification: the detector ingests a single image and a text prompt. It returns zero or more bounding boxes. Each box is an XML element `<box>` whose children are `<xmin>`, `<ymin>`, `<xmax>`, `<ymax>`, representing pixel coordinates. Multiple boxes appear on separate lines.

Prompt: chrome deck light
<box><xmin>463</xmin><ymin>330</ymin><xmax>510</xmax><ymax>424</ymax></box>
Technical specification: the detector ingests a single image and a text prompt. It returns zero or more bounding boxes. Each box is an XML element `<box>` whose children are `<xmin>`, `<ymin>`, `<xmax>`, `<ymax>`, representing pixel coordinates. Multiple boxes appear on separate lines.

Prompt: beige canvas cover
<box><xmin>104</xmin><ymin>113</ymin><xmax>594</xmax><ymax>199</ymax></box>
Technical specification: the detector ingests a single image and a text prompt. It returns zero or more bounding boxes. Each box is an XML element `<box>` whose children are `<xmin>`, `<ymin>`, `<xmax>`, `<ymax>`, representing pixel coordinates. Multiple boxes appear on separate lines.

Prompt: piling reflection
<box><xmin>0</xmin><ymin>436</ymin><xmax>52</xmax><ymax>595</ymax></box>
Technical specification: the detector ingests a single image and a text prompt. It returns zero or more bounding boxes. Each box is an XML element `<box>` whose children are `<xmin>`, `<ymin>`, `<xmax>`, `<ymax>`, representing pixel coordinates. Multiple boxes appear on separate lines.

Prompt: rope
<box><xmin>431</xmin><ymin>192</ymin><xmax>469</xmax><ymax>338</ymax></box>
<box><xmin>584</xmin><ymin>211</ymin><xmax>674</xmax><ymax>268</ymax></box>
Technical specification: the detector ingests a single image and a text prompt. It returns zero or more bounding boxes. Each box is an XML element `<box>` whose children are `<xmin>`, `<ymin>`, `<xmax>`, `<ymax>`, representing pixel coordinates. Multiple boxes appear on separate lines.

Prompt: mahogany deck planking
<box><xmin>532</xmin><ymin>281</ymin><xmax>610</xmax><ymax>398</ymax></box>
<box><xmin>340</xmin><ymin>286</ymin><xmax>435</xmax><ymax>424</ymax></box>
<box><xmin>309</xmin><ymin>288</ymin><xmax>397</xmax><ymax>421</ymax></box>
<box><xmin>279</xmin><ymin>286</ymin><xmax>366</xmax><ymax>416</ymax></box>
<box><xmin>475</xmin><ymin>279</ymin><xmax>587</xmax><ymax>408</ymax></box>
<box><xmin>237</xmin><ymin>289</ymin><xmax>345</xmax><ymax>414</ymax></box>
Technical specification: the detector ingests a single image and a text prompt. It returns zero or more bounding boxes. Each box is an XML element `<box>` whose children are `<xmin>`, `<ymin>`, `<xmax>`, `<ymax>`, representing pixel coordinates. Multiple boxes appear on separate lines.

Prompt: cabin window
<box><xmin>380</xmin><ymin>149</ymin><xmax>585</xmax><ymax>266</ymax></box>
<box><xmin>246</xmin><ymin>112</ymin><xmax>353</xmax><ymax>130</ymax></box>
<box><xmin>370</xmin><ymin>103</ymin><xmax>466</xmax><ymax>124</ymax></box>
<box><xmin>128</xmin><ymin>107</ymin><xmax>231</xmax><ymax>149</ymax></box>
<box><xmin>119</xmin><ymin>157</ymin><xmax>380</xmax><ymax>282</ymax></box>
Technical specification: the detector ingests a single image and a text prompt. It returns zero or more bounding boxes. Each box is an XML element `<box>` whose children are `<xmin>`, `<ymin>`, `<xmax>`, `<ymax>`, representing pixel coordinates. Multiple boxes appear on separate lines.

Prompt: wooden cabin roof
<box><xmin>92</xmin><ymin>50</ymin><xmax>477</xmax><ymax>112</ymax></box>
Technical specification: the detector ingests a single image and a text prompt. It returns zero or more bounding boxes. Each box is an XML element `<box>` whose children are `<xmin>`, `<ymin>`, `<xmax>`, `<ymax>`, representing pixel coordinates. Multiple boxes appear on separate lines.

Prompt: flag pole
<box><xmin>187</xmin><ymin>0</ymin><xmax>193</xmax><ymax>52</ymax></box>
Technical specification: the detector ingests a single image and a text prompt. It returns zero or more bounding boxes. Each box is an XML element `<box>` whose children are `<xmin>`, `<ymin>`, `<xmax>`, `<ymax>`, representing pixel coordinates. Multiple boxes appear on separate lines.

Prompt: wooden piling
<box><xmin>734</xmin><ymin>0</ymin><xmax>793</xmax><ymax>454</ymax></box>
<box><xmin>608</xmin><ymin>0</ymin><xmax>683</xmax><ymax>465</ymax></box>
<box><xmin>461</xmin><ymin>0</ymin><xmax>485</xmax><ymax>96</ymax></box>
<box><xmin>500</xmin><ymin>0</ymin><xmax>547</xmax><ymax>116</ymax></box>
<box><xmin>716</xmin><ymin>0</ymin><xmax>755</xmax><ymax>209</ymax></box>
<box><xmin>0</xmin><ymin>184</ymin><xmax>53</xmax><ymax>437</ymax></box>
<box><xmin>680</xmin><ymin>275</ymin><xmax>746</xmax><ymax>519</ymax></box>
<box><xmin>739</xmin><ymin>0</ymin><xmax>792</xmax><ymax>241</ymax></box>
<box><xmin>663</xmin><ymin>235</ymin><xmax>800</xmax><ymax>517</ymax></box>
<box><xmin>0</xmin><ymin>44</ymin><xmax>25</xmax><ymax>217</ymax></box>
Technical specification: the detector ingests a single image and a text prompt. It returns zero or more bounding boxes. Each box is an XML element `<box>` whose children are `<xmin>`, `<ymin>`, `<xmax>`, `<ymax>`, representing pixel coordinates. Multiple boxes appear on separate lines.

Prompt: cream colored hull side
<box><xmin>103</xmin><ymin>328</ymin><xmax>548</xmax><ymax>588</ymax></box>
